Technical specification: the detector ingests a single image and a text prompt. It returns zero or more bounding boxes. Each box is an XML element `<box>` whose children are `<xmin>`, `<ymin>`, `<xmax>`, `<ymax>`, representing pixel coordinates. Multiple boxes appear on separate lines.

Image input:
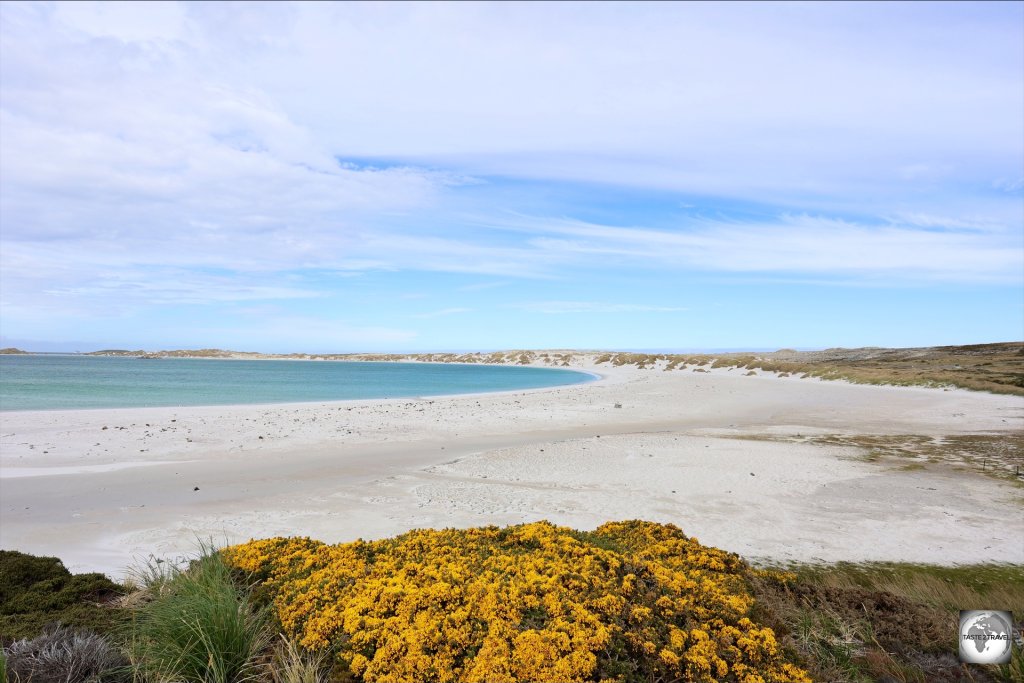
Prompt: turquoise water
<box><xmin>0</xmin><ymin>355</ymin><xmax>594</xmax><ymax>411</ymax></box>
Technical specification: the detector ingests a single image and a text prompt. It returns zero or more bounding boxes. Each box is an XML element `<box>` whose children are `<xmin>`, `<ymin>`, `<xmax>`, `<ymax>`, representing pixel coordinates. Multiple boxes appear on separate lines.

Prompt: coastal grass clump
<box><xmin>128</xmin><ymin>548</ymin><xmax>272</xmax><ymax>683</ymax></box>
<box><xmin>268</xmin><ymin>635</ymin><xmax>329</xmax><ymax>683</ymax></box>
<box><xmin>224</xmin><ymin>520</ymin><xmax>810</xmax><ymax>683</ymax></box>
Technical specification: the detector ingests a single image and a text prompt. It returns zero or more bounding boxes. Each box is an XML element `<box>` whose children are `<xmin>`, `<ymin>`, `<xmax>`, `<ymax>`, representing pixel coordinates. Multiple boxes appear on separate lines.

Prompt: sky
<box><xmin>1</xmin><ymin>1</ymin><xmax>1021</xmax><ymax>353</ymax></box>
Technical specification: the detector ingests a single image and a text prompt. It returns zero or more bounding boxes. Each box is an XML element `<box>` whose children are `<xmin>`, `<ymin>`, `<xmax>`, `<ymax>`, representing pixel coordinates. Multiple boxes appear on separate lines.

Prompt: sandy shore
<box><xmin>1</xmin><ymin>359</ymin><xmax>1022</xmax><ymax>577</ymax></box>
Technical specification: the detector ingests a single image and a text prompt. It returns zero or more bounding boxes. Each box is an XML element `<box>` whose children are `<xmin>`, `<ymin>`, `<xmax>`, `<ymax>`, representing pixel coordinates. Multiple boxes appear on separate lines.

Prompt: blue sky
<box><xmin>1</xmin><ymin>1</ymin><xmax>1021</xmax><ymax>353</ymax></box>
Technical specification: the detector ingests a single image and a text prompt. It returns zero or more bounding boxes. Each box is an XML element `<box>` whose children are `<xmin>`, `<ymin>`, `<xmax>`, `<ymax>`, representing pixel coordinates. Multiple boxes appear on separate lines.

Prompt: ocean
<box><xmin>0</xmin><ymin>355</ymin><xmax>594</xmax><ymax>411</ymax></box>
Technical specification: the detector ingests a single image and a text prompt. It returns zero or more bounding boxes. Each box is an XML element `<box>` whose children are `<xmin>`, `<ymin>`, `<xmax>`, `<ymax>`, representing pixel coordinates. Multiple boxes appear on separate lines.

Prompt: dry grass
<box><xmin>793</xmin><ymin>563</ymin><xmax>1024</xmax><ymax>615</ymax></box>
<box><xmin>579</xmin><ymin>342</ymin><xmax>1024</xmax><ymax>396</ymax></box>
<box><xmin>723</xmin><ymin>432</ymin><xmax>1024</xmax><ymax>483</ymax></box>
<box><xmin>752</xmin><ymin>563</ymin><xmax>1024</xmax><ymax>683</ymax></box>
<box><xmin>268</xmin><ymin>636</ymin><xmax>327</xmax><ymax>683</ymax></box>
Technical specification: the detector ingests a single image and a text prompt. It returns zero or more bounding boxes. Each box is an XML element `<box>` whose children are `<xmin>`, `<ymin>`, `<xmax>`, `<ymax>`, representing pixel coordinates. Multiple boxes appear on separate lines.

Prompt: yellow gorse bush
<box><xmin>224</xmin><ymin>521</ymin><xmax>810</xmax><ymax>683</ymax></box>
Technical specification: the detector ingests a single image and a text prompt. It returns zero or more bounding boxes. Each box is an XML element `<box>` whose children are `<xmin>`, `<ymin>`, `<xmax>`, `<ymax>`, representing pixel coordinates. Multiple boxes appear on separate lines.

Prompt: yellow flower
<box><xmin>223</xmin><ymin>520</ymin><xmax>809</xmax><ymax>682</ymax></box>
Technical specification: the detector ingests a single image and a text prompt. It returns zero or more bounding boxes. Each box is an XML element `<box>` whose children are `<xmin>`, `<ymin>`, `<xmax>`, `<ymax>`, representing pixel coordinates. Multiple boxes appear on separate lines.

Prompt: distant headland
<box><xmin>71</xmin><ymin>342</ymin><xmax>1024</xmax><ymax>397</ymax></box>
<box><xmin>2</xmin><ymin>343</ymin><xmax>1021</xmax><ymax>395</ymax></box>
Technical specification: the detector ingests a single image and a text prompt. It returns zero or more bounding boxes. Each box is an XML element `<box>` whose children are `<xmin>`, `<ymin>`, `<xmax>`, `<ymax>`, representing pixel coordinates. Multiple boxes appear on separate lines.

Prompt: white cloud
<box><xmin>54</xmin><ymin>0</ymin><xmax>186</xmax><ymax>42</ymax></box>
<box><xmin>491</xmin><ymin>212</ymin><xmax>1024</xmax><ymax>285</ymax></box>
<box><xmin>1</xmin><ymin>2</ymin><xmax>1021</xmax><ymax>348</ymax></box>
<box><xmin>885</xmin><ymin>213</ymin><xmax>1002</xmax><ymax>232</ymax></box>
<box><xmin>9</xmin><ymin>2</ymin><xmax>1019</xmax><ymax>209</ymax></box>
<box><xmin>197</xmin><ymin>2</ymin><xmax>1020</xmax><ymax>211</ymax></box>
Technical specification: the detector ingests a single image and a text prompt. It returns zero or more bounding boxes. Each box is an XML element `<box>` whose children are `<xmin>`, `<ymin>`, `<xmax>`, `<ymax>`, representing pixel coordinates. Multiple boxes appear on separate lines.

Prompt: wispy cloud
<box><xmin>884</xmin><ymin>213</ymin><xmax>1003</xmax><ymax>232</ymax></box>
<box><xmin>488</xmin><ymin>212</ymin><xmax>1023</xmax><ymax>285</ymax></box>
<box><xmin>411</xmin><ymin>307</ymin><xmax>473</xmax><ymax>319</ymax></box>
<box><xmin>513</xmin><ymin>302</ymin><xmax>688</xmax><ymax>315</ymax></box>
<box><xmin>458</xmin><ymin>281</ymin><xmax>511</xmax><ymax>292</ymax></box>
<box><xmin>993</xmin><ymin>177</ymin><xmax>1024</xmax><ymax>193</ymax></box>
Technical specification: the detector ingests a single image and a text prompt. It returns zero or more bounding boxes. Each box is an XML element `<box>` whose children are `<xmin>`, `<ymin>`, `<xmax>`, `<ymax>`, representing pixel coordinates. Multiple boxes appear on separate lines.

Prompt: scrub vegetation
<box><xmin>2</xmin><ymin>527</ymin><xmax>1020</xmax><ymax>683</ymax></box>
<box><xmin>723</xmin><ymin>432</ymin><xmax>1024</xmax><ymax>483</ymax></box>
<box><xmin>587</xmin><ymin>342</ymin><xmax>1024</xmax><ymax>397</ymax></box>
<box><xmin>0</xmin><ymin>551</ymin><xmax>127</xmax><ymax>642</ymax></box>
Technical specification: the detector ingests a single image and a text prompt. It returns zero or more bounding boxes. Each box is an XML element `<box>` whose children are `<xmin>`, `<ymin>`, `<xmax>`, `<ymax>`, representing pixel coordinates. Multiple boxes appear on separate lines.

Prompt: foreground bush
<box><xmin>225</xmin><ymin>520</ymin><xmax>809</xmax><ymax>683</ymax></box>
<box><xmin>129</xmin><ymin>551</ymin><xmax>271</xmax><ymax>683</ymax></box>
<box><xmin>0</xmin><ymin>550</ymin><xmax>126</xmax><ymax>642</ymax></box>
<box><xmin>4</xmin><ymin>623</ymin><xmax>126</xmax><ymax>683</ymax></box>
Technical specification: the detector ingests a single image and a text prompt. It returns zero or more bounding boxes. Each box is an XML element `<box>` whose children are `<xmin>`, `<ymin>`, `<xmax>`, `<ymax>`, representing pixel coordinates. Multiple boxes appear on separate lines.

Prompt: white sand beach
<box><xmin>1</xmin><ymin>358</ymin><xmax>1022</xmax><ymax>577</ymax></box>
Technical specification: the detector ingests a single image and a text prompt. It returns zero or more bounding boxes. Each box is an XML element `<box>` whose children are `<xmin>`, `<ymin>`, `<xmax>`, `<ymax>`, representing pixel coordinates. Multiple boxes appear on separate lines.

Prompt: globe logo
<box><xmin>959</xmin><ymin>610</ymin><xmax>1013</xmax><ymax>664</ymax></box>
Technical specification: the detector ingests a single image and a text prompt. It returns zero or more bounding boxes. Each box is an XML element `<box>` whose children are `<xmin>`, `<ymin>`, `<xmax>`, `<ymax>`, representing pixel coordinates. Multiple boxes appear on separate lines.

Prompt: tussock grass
<box><xmin>269</xmin><ymin>636</ymin><xmax>327</xmax><ymax>683</ymax></box>
<box><xmin>128</xmin><ymin>547</ymin><xmax>271</xmax><ymax>683</ymax></box>
<box><xmin>789</xmin><ymin>605</ymin><xmax>865</xmax><ymax>680</ymax></box>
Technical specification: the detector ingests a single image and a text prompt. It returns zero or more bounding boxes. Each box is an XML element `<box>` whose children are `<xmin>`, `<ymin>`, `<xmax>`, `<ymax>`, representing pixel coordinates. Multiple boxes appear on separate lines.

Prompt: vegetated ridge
<box><xmin>83</xmin><ymin>342</ymin><xmax>1024</xmax><ymax>396</ymax></box>
<box><xmin>3</xmin><ymin>523</ymin><xmax>1020</xmax><ymax>683</ymax></box>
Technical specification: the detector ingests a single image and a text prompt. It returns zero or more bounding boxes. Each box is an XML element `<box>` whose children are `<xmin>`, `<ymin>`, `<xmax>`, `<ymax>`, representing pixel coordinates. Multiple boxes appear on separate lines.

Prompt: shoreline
<box><xmin>0</xmin><ymin>357</ymin><xmax>602</xmax><ymax>414</ymax></box>
<box><xmin>1</xmin><ymin>359</ymin><xmax>1021</xmax><ymax>577</ymax></box>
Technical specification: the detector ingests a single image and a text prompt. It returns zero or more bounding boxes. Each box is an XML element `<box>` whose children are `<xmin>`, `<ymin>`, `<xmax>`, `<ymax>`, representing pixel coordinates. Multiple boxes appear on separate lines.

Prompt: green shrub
<box><xmin>0</xmin><ymin>551</ymin><xmax>126</xmax><ymax>642</ymax></box>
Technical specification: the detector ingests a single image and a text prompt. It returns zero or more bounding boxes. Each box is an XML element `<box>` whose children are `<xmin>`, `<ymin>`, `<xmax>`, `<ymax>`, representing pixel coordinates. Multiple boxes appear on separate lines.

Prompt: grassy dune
<box><xmin>585</xmin><ymin>342</ymin><xmax>1024</xmax><ymax>396</ymax></box>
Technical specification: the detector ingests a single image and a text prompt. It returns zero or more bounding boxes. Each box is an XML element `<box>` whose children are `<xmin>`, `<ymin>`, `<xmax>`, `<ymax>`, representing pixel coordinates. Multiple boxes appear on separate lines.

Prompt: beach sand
<box><xmin>1</xmin><ymin>358</ymin><xmax>1022</xmax><ymax>577</ymax></box>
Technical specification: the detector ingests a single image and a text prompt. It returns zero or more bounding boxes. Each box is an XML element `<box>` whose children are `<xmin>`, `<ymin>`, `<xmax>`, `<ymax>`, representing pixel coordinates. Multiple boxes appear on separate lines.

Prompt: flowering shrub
<box><xmin>224</xmin><ymin>521</ymin><xmax>809</xmax><ymax>683</ymax></box>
